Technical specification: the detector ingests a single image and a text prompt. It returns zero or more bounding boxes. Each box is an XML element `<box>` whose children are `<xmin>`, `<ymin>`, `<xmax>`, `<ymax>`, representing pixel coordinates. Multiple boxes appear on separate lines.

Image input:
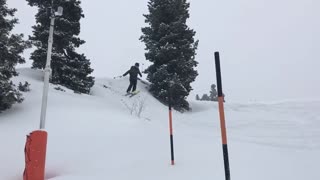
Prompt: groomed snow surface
<box><xmin>1</xmin><ymin>68</ymin><xmax>319</xmax><ymax>180</ymax></box>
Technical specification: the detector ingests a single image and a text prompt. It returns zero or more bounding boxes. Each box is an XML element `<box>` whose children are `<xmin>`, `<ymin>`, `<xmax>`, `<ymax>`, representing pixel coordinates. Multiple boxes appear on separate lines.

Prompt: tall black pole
<box><xmin>215</xmin><ymin>52</ymin><xmax>231</xmax><ymax>180</ymax></box>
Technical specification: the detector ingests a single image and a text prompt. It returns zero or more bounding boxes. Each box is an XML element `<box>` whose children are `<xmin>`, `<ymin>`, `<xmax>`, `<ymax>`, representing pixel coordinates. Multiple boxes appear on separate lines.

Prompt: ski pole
<box><xmin>113</xmin><ymin>75</ymin><xmax>123</xmax><ymax>79</ymax></box>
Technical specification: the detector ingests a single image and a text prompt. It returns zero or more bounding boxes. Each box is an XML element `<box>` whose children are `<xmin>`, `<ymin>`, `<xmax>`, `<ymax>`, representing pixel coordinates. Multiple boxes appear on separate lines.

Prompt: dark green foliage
<box><xmin>0</xmin><ymin>80</ymin><xmax>24</xmax><ymax>112</ymax></box>
<box><xmin>198</xmin><ymin>84</ymin><xmax>226</xmax><ymax>102</ymax></box>
<box><xmin>54</xmin><ymin>86</ymin><xmax>65</xmax><ymax>92</ymax></box>
<box><xmin>201</xmin><ymin>94</ymin><xmax>210</xmax><ymax>101</ymax></box>
<box><xmin>26</xmin><ymin>0</ymin><xmax>94</xmax><ymax>94</ymax></box>
<box><xmin>195</xmin><ymin>94</ymin><xmax>200</xmax><ymax>100</ymax></box>
<box><xmin>210</xmin><ymin>84</ymin><xmax>218</xmax><ymax>101</ymax></box>
<box><xmin>141</xmin><ymin>0</ymin><xmax>199</xmax><ymax>111</ymax></box>
<box><xmin>0</xmin><ymin>0</ymin><xmax>30</xmax><ymax>112</ymax></box>
<box><xmin>18</xmin><ymin>81</ymin><xmax>31</xmax><ymax>92</ymax></box>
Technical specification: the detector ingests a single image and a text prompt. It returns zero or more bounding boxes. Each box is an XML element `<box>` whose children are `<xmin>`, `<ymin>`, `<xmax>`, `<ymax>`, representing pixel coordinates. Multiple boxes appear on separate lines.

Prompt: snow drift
<box><xmin>0</xmin><ymin>68</ymin><xmax>319</xmax><ymax>180</ymax></box>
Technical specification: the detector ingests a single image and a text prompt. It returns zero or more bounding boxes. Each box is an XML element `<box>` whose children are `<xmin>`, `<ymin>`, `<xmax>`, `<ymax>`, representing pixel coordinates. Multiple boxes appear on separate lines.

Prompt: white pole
<box><xmin>40</xmin><ymin>14</ymin><xmax>55</xmax><ymax>129</ymax></box>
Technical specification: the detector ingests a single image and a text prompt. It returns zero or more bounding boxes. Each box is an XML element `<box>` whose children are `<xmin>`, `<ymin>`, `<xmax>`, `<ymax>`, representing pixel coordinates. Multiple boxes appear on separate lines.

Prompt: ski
<box><xmin>129</xmin><ymin>91</ymin><xmax>140</xmax><ymax>97</ymax></box>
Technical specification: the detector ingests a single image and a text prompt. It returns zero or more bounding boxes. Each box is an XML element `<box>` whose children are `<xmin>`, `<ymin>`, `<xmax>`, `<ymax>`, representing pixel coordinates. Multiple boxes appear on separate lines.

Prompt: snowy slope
<box><xmin>0</xmin><ymin>68</ymin><xmax>319</xmax><ymax>180</ymax></box>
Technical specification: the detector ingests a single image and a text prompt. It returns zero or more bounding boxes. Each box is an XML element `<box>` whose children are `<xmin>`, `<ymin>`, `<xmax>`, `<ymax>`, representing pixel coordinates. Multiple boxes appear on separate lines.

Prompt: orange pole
<box><xmin>169</xmin><ymin>109</ymin><xmax>173</xmax><ymax>135</ymax></box>
<box><xmin>218</xmin><ymin>97</ymin><xmax>228</xmax><ymax>145</ymax></box>
<box><xmin>215</xmin><ymin>52</ymin><xmax>231</xmax><ymax>180</ymax></box>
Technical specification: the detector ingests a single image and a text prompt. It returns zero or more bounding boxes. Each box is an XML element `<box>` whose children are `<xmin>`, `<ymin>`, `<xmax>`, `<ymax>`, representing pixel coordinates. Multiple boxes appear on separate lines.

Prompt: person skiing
<box><xmin>123</xmin><ymin>62</ymin><xmax>142</xmax><ymax>94</ymax></box>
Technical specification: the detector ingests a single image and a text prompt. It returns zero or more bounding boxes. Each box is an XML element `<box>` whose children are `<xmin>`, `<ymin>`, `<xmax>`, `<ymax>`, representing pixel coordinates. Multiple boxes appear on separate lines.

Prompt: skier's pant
<box><xmin>127</xmin><ymin>79</ymin><xmax>137</xmax><ymax>93</ymax></box>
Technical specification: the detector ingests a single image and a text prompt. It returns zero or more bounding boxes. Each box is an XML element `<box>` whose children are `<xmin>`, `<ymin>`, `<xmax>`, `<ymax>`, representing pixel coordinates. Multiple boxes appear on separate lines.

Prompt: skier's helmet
<box><xmin>135</xmin><ymin>63</ymin><xmax>139</xmax><ymax>67</ymax></box>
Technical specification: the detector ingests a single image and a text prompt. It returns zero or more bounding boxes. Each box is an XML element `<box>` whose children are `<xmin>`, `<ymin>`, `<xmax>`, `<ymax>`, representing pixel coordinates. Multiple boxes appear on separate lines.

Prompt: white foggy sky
<box><xmin>8</xmin><ymin>0</ymin><xmax>320</xmax><ymax>102</ymax></box>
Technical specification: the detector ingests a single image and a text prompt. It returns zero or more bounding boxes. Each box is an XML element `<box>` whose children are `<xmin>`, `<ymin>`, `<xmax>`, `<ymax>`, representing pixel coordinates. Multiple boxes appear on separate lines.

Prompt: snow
<box><xmin>1</xmin><ymin>68</ymin><xmax>320</xmax><ymax>180</ymax></box>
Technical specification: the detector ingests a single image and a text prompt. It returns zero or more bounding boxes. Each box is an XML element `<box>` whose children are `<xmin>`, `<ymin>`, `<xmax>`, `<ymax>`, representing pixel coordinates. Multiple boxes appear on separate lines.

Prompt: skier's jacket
<box><xmin>123</xmin><ymin>66</ymin><xmax>142</xmax><ymax>81</ymax></box>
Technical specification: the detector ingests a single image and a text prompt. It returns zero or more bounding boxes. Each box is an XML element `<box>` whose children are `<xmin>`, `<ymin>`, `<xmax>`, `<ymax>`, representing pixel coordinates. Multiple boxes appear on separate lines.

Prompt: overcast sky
<box><xmin>8</xmin><ymin>0</ymin><xmax>320</xmax><ymax>102</ymax></box>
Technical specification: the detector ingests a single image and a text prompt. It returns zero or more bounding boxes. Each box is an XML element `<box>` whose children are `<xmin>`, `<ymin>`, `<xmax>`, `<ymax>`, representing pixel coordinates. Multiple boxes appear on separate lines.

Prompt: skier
<box><xmin>123</xmin><ymin>63</ymin><xmax>142</xmax><ymax>94</ymax></box>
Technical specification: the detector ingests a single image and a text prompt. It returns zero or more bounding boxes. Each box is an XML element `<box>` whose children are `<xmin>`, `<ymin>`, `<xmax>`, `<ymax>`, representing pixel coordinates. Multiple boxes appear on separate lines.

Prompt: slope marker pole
<box><xmin>168</xmin><ymin>86</ymin><xmax>175</xmax><ymax>165</ymax></box>
<box><xmin>24</xmin><ymin>4</ymin><xmax>64</xmax><ymax>179</ymax></box>
<box><xmin>214</xmin><ymin>52</ymin><xmax>231</xmax><ymax>180</ymax></box>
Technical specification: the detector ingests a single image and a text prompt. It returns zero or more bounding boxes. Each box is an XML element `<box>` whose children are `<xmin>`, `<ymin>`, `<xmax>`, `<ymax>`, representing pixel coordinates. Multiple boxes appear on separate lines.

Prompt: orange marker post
<box><xmin>215</xmin><ymin>52</ymin><xmax>231</xmax><ymax>180</ymax></box>
<box><xmin>23</xmin><ymin>3</ymin><xmax>60</xmax><ymax>179</ymax></box>
<box><xmin>168</xmin><ymin>85</ymin><xmax>175</xmax><ymax>165</ymax></box>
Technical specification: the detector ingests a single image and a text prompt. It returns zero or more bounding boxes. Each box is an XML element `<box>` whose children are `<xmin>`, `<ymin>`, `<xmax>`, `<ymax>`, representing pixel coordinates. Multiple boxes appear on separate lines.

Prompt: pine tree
<box><xmin>209</xmin><ymin>84</ymin><xmax>218</xmax><ymax>101</ymax></box>
<box><xmin>26</xmin><ymin>0</ymin><xmax>94</xmax><ymax>94</ymax></box>
<box><xmin>201</xmin><ymin>94</ymin><xmax>210</xmax><ymax>101</ymax></box>
<box><xmin>0</xmin><ymin>0</ymin><xmax>30</xmax><ymax>112</ymax></box>
<box><xmin>140</xmin><ymin>0</ymin><xmax>199</xmax><ymax>111</ymax></box>
<box><xmin>196</xmin><ymin>94</ymin><xmax>200</xmax><ymax>101</ymax></box>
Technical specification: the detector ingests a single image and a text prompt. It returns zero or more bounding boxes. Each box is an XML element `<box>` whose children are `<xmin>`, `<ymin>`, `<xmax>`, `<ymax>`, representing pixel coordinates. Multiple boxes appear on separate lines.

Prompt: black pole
<box><xmin>215</xmin><ymin>52</ymin><xmax>231</xmax><ymax>180</ymax></box>
<box><xmin>168</xmin><ymin>87</ymin><xmax>175</xmax><ymax>165</ymax></box>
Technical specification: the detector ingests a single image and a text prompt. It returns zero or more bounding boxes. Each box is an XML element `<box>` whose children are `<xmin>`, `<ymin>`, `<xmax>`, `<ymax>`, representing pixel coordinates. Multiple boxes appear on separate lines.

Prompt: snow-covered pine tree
<box><xmin>0</xmin><ymin>0</ymin><xmax>30</xmax><ymax>112</ymax></box>
<box><xmin>201</xmin><ymin>94</ymin><xmax>210</xmax><ymax>101</ymax></box>
<box><xmin>209</xmin><ymin>84</ymin><xmax>218</xmax><ymax>101</ymax></box>
<box><xmin>26</xmin><ymin>0</ymin><xmax>94</xmax><ymax>94</ymax></box>
<box><xmin>140</xmin><ymin>0</ymin><xmax>199</xmax><ymax>111</ymax></box>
